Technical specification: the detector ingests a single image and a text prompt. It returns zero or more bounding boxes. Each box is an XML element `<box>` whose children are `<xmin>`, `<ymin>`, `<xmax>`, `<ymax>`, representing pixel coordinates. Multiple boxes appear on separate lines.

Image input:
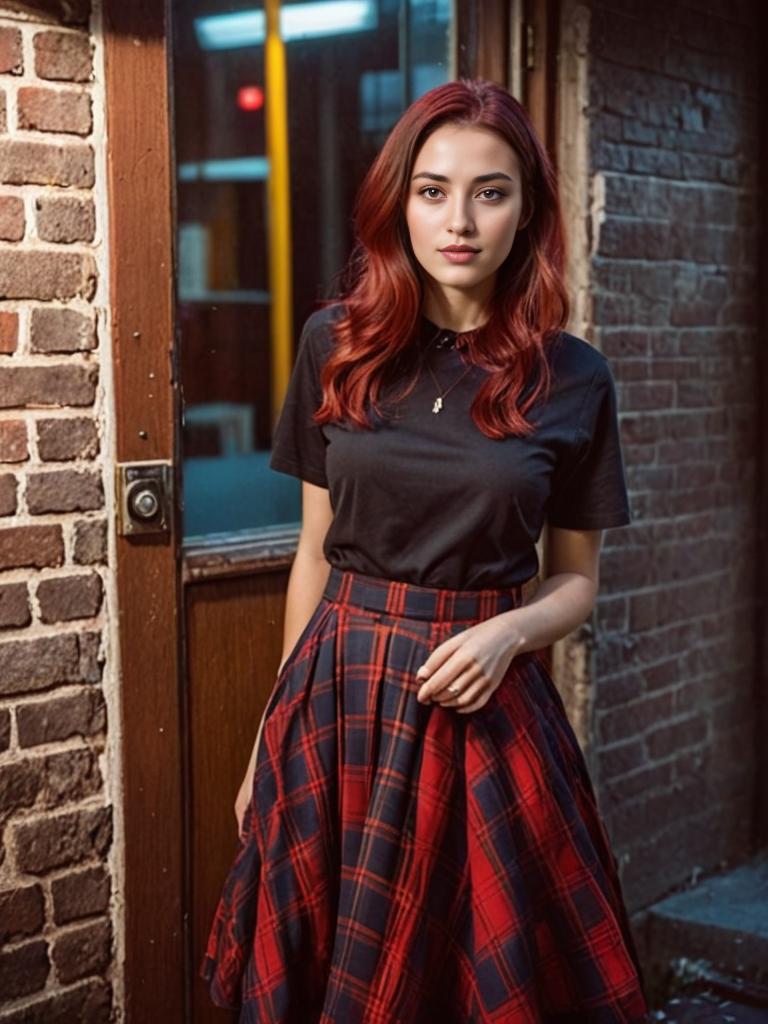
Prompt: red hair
<box><xmin>314</xmin><ymin>78</ymin><xmax>569</xmax><ymax>439</ymax></box>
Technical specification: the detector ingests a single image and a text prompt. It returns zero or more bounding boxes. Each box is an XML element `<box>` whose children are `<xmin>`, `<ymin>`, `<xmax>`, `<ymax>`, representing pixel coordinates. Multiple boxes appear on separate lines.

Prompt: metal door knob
<box><xmin>130</xmin><ymin>487</ymin><xmax>161</xmax><ymax>520</ymax></box>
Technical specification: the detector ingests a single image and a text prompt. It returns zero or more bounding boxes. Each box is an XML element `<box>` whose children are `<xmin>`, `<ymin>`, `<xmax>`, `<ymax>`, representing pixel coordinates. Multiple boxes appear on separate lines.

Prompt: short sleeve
<box><xmin>546</xmin><ymin>360</ymin><xmax>631</xmax><ymax>530</ymax></box>
<box><xmin>269</xmin><ymin>312</ymin><xmax>330</xmax><ymax>488</ymax></box>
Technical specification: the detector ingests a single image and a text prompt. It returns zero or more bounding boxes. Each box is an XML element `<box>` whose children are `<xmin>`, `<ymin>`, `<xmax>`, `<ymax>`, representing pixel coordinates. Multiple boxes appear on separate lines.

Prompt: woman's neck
<box><xmin>420</xmin><ymin>282</ymin><xmax>493</xmax><ymax>334</ymax></box>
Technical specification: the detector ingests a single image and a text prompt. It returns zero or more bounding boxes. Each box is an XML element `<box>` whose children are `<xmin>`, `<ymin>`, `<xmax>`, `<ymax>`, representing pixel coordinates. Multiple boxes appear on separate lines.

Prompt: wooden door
<box><xmin>104</xmin><ymin>2</ymin><xmax>556</xmax><ymax>1020</ymax></box>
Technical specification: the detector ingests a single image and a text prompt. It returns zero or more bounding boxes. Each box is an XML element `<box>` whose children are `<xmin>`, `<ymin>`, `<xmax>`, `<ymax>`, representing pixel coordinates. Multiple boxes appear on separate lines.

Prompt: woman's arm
<box><xmin>507</xmin><ymin>524</ymin><xmax>603</xmax><ymax>655</ymax></box>
<box><xmin>278</xmin><ymin>480</ymin><xmax>335</xmax><ymax>673</ymax></box>
<box><xmin>415</xmin><ymin>525</ymin><xmax>604</xmax><ymax>711</ymax></box>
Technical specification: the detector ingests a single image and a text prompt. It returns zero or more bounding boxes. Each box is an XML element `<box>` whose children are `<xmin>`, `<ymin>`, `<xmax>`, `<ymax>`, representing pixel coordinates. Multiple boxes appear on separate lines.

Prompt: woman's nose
<box><xmin>446</xmin><ymin>196</ymin><xmax>475</xmax><ymax>235</ymax></box>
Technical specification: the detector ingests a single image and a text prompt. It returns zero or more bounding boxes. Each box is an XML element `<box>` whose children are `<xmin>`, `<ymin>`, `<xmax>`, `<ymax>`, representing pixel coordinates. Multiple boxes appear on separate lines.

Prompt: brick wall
<box><xmin>586</xmin><ymin>0</ymin><xmax>761</xmax><ymax>910</ymax></box>
<box><xmin>0</xmin><ymin>2</ymin><xmax>117</xmax><ymax>1020</ymax></box>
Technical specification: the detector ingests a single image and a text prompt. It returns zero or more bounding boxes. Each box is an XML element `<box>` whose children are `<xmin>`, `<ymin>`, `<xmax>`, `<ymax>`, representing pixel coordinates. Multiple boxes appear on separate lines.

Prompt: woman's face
<box><xmin>404</xmin><ymin>123</ymin><xmax>527</xmax><ymax>303</ymax></box>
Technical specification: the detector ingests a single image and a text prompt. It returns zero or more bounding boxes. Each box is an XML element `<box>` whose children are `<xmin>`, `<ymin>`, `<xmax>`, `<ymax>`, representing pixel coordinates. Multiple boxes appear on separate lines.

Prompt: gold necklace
<box><xmin>422</xmin><ymin>328</ymin><xmax>474</xmax><ymax>413</ymax></box>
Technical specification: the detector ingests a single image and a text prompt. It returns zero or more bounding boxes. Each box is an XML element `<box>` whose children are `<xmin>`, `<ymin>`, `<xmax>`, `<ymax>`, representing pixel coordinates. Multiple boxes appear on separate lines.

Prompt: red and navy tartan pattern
<box><xmin>201</xmin><ymin>567</ymin><xmax>650</xmax><ymax>1023</ymax></box>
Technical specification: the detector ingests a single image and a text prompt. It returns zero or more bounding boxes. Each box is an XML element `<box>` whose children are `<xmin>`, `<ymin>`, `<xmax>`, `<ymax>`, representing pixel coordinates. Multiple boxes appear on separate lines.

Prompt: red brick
<box><xmin>0</xmin><ymin>419</ymin><xmax>27</xmax><ymax>460</ymax></box>
<box><xmin>603</xmin><ymin>761</ymin><xmax>674</xmax><ymax>805</ymax></box>
<box><xmin>597</xmin><ymin>738</ymin><xmax>646</xmax><ymax>782</ymax></box>
<box><xmin>52</xmin><ymin>917</ymin><xmax>111</xmax><ymax>985</ymax></box>
<box><xmin>618</xmin><ymin>414</ymin><xmax>661</xmax><ymax>447</ymax></box>
<box><xmin>41</xmin><ymin>747</ymin><xmax>102</xmax><ymax>807</ymax></box>
<box><xmin>597</xmin><ymin>690</ymin><xmax>675</xmax><ymax>745</ymax></box>
<box><xmin>0</xmin><ymin>358</ymin><xmax>97</xmax><ymax>410</ymax></box>
<box><xmin>27</xmin><ymin>468</ymin><xmax>103</xmax><ymax>513</ymax></box>
<box><xmin>78</xmin><ymin>630</ymin><xmax>103</xmax><ymax>683</ymax></box>
<box><xmin>625</xmin><ymin>464</ymin><xmax>674</xmax><ymax>492</ymax></box>
<box><xmin>679</xmin><ymin>462</ymin><xmax>720</xmax><ymax>489</ymax></box>
<box><xmin>0</xmin><ymin>138</ymin><xmax>94</xmax><ymax>188</ymax></box>
<box><xmin>37</xmin><ymin>571</ymin><xmax>103</xmax><ymax>622</ymax></box>
<box><xmin>598</xmin><ymin>218</ymin><xmax>670</xmax><ymax>260</ymax></box>
<box><xmin>0</xmin><ymin>524</ymin><xmax>64</xmax><ymax>570</ymax></box>
<box><xmin>645</xmin><ymin>712</ymin><xmax>710</xmax><ymax>760</ymax></box>
<box><xmin>36</xmin><ymin>195</ymin><xmax>95</xmax><ymax>243</ymax></box>
<box><xmin>628</xmin><ymin>591</ymin><xmax>658</xmax><ymax>633</ymax></box>
<box><xmin>0</xmin><ymin>633</ymin><xmax>79</xmax><ymax>696</ymax></box>
<box><xmin>618</xmin><ymin>381</ymin><xmax>675</xmax><ymax>412</ymax></box>
<box><xmin>37</xmin><ymin>416</ymin><xmax>99</xmax><ymax>460</ymax></box>
<box><xmin>0</xmin><ymin>193</ymin><xmax>24</xmax><ymax>240</ymax></box>
<box><xmin>0</xmin><ymin>309</ymin><xmax>19</xmax><ymax>352</ymax></box>
<box><xmin>612</xmin><ymin>358</ymin><xmax>647</xmax><ymax>382</ymax></box>
<box><xmin>0</xmin><ymin>939</ymin><xmax>49</xmax><ymax>999</ymax></box>
<box><xmin>674</xmin><ymin>745</ymin><xmax>709</xmax><ymax>784</ymax></box>
<box><xmin>51</xmin><ymin>864</ymin><xmax>110</xmax><ymax>924</ymax></box>
<box><xmin>13</xmin><ymin>803</ymin><xmax>112</xmax><ymax>874</ymax></box>
<box><xmin>0</xmin><ymin>249</ymin><xmax>97</xmax><ymax>300</ymax></box>
<box><xmin>0</xmin><ymin>884</ymin><xmax>45</xmax><ymax>943</ymax></box>
<box><xmin>597</xmin><ymin>668</ymin><xmax>644</xmax><ymax>708</ymax></box>
<box><xmin>0</xmin><ymin>758</ymin><xmax>42</xmax><ymax>821</ymax></box>
<box><xmin>0</xmin><ymin>978</ymin><xmax>112</xmax><ymax>1023</ymax></box>
<box><xmin>34</xmin><ymin>31</ymin><xmax>93</xmax><ymax>82</ymax></box>
<box><xmin>595</xmin><ymin>594</ymin><xmax>628</xmax><ymax>633</ymax></box>
<box><xmin>18</xmin><ymin>86</ymin><xmax>92</xmax><ymax>136</ymax></box>
<box><xmin>17</xmin><ymin>688</ymin><xmax>106</xmax><ymax>747</ymax></box>
<box><xmin>0</xmin><ymin>26</ymin><xmax>22</xmax><ymax>75</ymax></box>
<box><xmin>597</xmin><ymin>328</ymin><xmax>649</xmax><ymax>359</ymax></box>
<box><xmin>605</xmin><ymin>779</ymin><xmax>704</xmax><ymax>845</ymax></box>
<box><xmin>0</xmin><ymin>471</ymin><xmax>17</xmax><ymax>514</ymax></box>
<box><xmin>0</xmin><ymin>581</ymin><xmax>31</xmax><ymax>628</ymax></box>
<box><xmin>72</xmin><ymin>518</ymin><xmax>106</xmax><ymax>564</ymax></box>
<box><xmin>30</xmin><ymin>306</ymin><xmax>96</xmax><ymax>353</ymax></box>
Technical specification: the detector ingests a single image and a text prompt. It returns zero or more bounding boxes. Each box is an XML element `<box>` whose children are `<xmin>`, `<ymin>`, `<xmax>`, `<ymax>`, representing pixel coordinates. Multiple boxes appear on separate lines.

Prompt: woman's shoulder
<box><xmin>546</xmin><ymin>329</ymin><xmax>613</xmax><ymax>386</ymax></box>
<box><xmin>300</xmin><ymin>301</ymin><xmax>347</xmax><ymax>359</ymax></box>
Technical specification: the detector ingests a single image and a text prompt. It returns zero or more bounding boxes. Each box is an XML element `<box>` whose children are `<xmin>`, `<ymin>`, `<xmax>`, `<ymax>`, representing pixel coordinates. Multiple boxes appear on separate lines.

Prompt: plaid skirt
<box><xmin>200</xmin><ymin>567</ymin><xmax>650</xmax><ymax>1023</ymax></box>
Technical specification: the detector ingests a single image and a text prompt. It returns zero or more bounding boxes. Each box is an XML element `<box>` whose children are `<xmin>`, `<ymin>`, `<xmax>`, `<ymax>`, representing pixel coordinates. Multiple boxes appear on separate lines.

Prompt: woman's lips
<box><xmin>439</xmin><ymin>249</ymin><xmax>480</xmax><ymax>263</ymax></box>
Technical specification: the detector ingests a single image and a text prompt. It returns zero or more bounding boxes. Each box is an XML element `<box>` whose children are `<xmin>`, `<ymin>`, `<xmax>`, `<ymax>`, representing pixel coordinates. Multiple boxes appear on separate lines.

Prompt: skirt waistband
<box><xmin>322</xmin><ymin>567</ymin><xmax>524</xmax><ymax>622</ymax></box>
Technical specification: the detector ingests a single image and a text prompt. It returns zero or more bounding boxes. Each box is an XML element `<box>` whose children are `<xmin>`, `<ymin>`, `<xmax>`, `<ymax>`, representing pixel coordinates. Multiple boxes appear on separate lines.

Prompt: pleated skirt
<box><xmin>200</xmin><ymin>567</ymin><xmax>650</xmax><ymax>1023</ymax></box>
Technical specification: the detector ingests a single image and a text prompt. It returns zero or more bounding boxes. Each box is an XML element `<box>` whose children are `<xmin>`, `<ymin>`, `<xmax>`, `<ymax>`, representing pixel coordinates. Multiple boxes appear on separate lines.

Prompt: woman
<box><xmin>201</xmin><ymin>79</ymin><xmax>650</xmax><ymax>1023</ymax></box>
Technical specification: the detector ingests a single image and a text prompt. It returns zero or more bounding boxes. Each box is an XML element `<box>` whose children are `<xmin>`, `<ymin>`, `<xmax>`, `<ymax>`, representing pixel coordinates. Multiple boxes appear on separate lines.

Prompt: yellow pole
<box><xmin>264</xmin><ymin>0</ymin><xmax>293</xmax><ymax>418</ymax></box>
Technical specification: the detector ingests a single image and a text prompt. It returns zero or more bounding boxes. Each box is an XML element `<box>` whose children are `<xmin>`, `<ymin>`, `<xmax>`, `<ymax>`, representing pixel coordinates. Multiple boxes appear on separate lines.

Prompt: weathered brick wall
<box><xmin>586</xmin><ymin>0</ymin><xmax>761</xmax><ymax>910</ymax></box>
<box><xmin>0</xmin><ymin>2</ymin><xmax>117</xmax><ymax>1019</ymax></box>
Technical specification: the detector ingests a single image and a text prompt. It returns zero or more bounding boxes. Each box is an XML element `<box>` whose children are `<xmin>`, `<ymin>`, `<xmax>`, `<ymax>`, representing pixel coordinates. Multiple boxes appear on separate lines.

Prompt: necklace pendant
<box><xmin>432</xmin><ymin>396</ymin><xmax>443</xmax><ymax>414</ymax></box>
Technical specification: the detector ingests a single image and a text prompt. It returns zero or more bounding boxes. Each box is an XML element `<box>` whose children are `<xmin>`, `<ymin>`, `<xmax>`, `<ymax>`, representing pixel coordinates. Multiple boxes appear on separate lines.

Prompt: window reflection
<box><xmin>172</xmin><ymin>0</ymin><xmax>453</xmax><ymax>540</ymax></box>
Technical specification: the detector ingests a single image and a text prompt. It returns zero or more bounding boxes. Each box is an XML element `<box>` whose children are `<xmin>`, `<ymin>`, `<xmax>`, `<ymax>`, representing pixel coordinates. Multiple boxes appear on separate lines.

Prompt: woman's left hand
<box><xmin>415</xmin><ymin>613</ymin><xmax>526</xmax><ymax>713</ymax></box>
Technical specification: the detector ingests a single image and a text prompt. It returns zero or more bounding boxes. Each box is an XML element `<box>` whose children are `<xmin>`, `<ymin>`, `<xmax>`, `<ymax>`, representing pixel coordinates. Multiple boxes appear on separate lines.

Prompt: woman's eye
<box><xmin>417</xmin><ymin>185</ymin><xmax>505</xmax><ymax>200</ymax></box>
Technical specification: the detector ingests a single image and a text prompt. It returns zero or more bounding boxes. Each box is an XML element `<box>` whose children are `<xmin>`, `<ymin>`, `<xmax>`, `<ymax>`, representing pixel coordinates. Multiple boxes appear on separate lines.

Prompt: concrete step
<box><xmin>643</xmin><ymin>851</ymin><xmax>768</xmax><ymax>1001</ymax></box>
<box><xmin>654</xmin><ymin>991</ymin><xmax>768</xmax><ymax>1023</ymax></box>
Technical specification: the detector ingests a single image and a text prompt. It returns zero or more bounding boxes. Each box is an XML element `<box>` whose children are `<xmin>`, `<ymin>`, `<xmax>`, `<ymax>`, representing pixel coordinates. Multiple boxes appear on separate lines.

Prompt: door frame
<box><xmin>102</xmin><ymin>2</ymin><xmax>553</xmax><ymax>1018</ymax></box>
<box><xmin>103</xmin><ymin>2</ymin><xmax>185</xmax><ymax>1021</ymax></box>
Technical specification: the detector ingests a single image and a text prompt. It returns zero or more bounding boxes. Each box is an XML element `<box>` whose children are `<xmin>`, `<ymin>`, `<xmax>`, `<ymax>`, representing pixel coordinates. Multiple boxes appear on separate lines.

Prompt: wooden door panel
<box><xmin>186</xmin><ymin>566</ymin><xmax>288</xmax><ymax>1022</ymax></box>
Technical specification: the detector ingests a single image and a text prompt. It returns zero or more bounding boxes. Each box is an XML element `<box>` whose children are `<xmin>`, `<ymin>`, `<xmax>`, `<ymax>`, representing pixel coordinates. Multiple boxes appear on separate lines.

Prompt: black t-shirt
<box><xmin>269</xmin><ymin>303</ymin><xmax>631</xmax><ymax>590</ymax></box>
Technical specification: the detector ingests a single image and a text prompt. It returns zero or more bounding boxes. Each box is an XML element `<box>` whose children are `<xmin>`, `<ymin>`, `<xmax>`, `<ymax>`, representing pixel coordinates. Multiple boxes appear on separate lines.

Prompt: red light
<box><xmin>237</xmin><ymin>85</ymin><xmax>264</xmax><ymax>112</ymax></box>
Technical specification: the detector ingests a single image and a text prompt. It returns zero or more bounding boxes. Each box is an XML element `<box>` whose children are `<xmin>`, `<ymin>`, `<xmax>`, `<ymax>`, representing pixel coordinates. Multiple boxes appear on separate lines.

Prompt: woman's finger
<box><xmin>423</xmin><ymin>663</ymin><xmax>479</xmax><ymax>704</ymax></box>
<box><xmin>416</xmin><ymin>630</ymin><xmax>468</xmax><ymax>683</ymax></box>
<box><xmin>443</xmin><ymin>675</ymin><xmax>489</xmax><ymax>708</ymax></box>
<box><xmin>455</xmin><ymin>686</ymin><xmax>494</xmax><ymax>713</ymax></box>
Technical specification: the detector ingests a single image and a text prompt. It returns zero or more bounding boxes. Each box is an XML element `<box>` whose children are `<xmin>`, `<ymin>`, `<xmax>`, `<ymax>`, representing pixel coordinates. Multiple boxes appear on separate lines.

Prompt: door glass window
<box><xmin>171</xmin><ymin>0</ymin><xmax>454</xmax><ymax>541</ymax></box>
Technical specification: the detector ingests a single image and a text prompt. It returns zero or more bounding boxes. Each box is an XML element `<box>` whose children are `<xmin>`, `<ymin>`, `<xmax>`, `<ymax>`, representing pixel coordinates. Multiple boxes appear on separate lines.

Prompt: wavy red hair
<box><xmin>314</xmin><ymin>78</ymin><xmax>569</xmax><ymax>439</ymax></box>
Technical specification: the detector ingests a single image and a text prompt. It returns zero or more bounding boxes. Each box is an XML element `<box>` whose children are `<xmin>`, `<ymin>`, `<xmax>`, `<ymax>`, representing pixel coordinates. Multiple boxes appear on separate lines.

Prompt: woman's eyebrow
<box><xmin>411</xmin><ymin>171</ymin><xmax>515</xmax><ymax>184</ymax></box>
